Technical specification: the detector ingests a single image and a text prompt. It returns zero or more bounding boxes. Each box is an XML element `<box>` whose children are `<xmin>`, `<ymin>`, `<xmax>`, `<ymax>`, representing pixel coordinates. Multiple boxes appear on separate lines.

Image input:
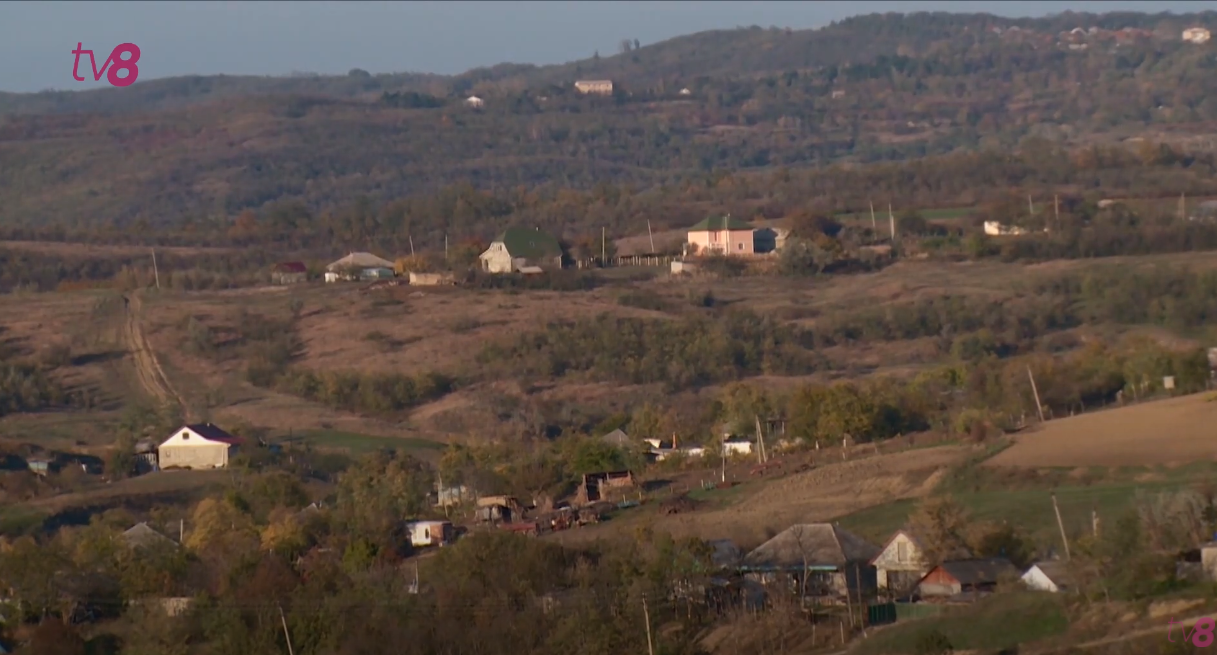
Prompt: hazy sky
<box><xmin>0</xmin><ymin>1</ymin><xmax>1212</xmax><ymax>93</ymax></box>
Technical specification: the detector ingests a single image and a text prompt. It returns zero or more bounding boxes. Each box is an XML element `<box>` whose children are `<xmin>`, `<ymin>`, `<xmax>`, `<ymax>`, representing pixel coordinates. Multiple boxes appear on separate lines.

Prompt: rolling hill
<box><xmin>2</xmin><ymin>11</ymin><xmax>1217</xmax><ymax>236</ymax></box>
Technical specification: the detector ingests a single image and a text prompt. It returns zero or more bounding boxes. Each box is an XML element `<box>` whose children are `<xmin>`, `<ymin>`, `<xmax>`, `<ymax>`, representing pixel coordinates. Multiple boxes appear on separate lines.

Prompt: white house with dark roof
<box><xmin>158</xmin><ymin>423</ymin><xmax>243</xmax><ymax>470</ymax></box>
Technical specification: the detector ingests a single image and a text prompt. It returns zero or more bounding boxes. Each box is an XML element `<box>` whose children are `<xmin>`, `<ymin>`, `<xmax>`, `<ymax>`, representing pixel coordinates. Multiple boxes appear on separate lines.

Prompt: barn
<box><xmin>157</xmin><ymin>424</ymin><xmax>242</xmax><ymax>470</ymax></box>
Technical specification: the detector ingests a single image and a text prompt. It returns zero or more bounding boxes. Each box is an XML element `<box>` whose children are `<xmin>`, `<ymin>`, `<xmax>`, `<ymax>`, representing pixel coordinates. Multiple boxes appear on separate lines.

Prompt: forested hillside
<box><xmin>2</xmin><ymin>11</ymin><xmax>1217</xmax><ymax>239</ymax></box>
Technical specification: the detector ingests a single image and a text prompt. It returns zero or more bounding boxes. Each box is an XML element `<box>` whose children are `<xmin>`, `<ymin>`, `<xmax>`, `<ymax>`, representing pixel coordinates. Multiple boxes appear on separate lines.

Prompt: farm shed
<box><xmin>1021</xmin><ymin>561</ymin><xmax>1074</xmax><ymax>593</ymax></box>
<box><xmin>741</xmin><ymin>524</ymin><xmax>880</xmax><ymax>600</ymax></box>
<box><xmin>723</xmin><ymin>437</ymin><xmax>754</xmax><ymax>457</ymax></box>
<box><xmin>871</xmin><ymin>529</ymin><xmax>930</xmax><ymax>594</ymax></box>
<box><xmin>576</xmin><ymin>470</ymin><xmax>636</xmax><ymax>505</ymax></box>
<box><xmin>158</xmin><ymin>423</ymin><xmax>242</xmax><ymax>470</ymax></box>
<box><xmin>271</xmin><ymin>262</ymin><xmax>307</xmax><ymax>285</ymax></box>
<box><xmin>917</xmin><ymin>558</ymin><xmax>1018</xmax><ymax>598</ymax></box>
<box><xmin>479</xmin><ymin>227</ymin><xmax>563</xmax><ymax>274</ymax></box>
<box><xmin>407</xmin><ymin>520</ymin><xmax>454</xmax><ymax>547</ymax></box>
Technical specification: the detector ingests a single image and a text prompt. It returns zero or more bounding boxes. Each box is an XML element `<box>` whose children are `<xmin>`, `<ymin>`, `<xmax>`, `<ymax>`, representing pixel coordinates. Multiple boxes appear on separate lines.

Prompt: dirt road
<box><xmin>123</xmin><ymin>291</ymin><xmax>186</xmax><ymax>414</ymax></box>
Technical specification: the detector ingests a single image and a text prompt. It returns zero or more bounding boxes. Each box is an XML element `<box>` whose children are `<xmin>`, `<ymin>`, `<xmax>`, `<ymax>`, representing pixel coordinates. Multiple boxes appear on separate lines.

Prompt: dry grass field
<box><xmin>986</xmin><ymin>393</ymin><xmax>1217</xmax><ymax>468</ymax></box>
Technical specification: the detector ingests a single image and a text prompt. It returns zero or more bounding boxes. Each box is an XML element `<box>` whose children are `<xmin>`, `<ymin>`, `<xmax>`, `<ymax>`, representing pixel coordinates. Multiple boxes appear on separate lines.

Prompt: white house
<box><xmin>1183</xmin><ymin>27</ymin><xmax>1212</xmax><ymax>44</ymax></box>
<box><xmin>465</xmin><ymin>95</ymin><xmax>485</xmax><ymax>108</ymax></box>
<box><xmin>479</xmin><ymin>227</ymin><xmax>563</xmax><ymax>273</ymax></box>
<box><xmin>1021</xmin><ymin>561</ymin><xmax>1074</xmax><ymax>593</ymax></box>
<box><xmin>158</xmin><ymin>423</ymin><xmax>242</xmax><ymax>470</ymax></box>
<box><xmin>870</xmin><ymin>529</ymin><xmax>930</xmax><ymax>593</ymax></box>
<box><xmin>325</xmin><ymin>252</ymin><xmax>396</xmax><ymax>283</ymax></box>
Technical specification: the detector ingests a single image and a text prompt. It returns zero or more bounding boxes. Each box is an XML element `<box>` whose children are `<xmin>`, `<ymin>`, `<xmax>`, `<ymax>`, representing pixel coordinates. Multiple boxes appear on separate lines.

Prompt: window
<box><xmin>896</xmin><ymin>542</ymin><xmax>907</xmax><ymax>563</ymax></box>
<box><xmin>181</xmin><ymin>432</ymin><xmax>189</xmax><ymax>440</ymax></box>
<box><xmin>738</xmin><ymin>243</ymin><xmax>743</xmax><ymax>250</ymax></box>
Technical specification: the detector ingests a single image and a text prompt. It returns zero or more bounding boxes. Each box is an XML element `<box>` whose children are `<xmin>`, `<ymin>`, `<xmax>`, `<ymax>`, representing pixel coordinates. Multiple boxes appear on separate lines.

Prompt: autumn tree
<box><xmin>907</xmin><ymin>495</ymin><xmax>972</xmax><ymax>566</ymax></box>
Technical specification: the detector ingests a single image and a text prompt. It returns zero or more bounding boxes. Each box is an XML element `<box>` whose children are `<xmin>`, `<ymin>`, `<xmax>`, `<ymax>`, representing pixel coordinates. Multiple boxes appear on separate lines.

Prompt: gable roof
<box><xmin>122</xmin><ymin>522</ymin><xmax>177</xmax><ymax>549</ymax></box>
<box><xmin>274</xmin><ymin>262</ymin><xmax>307</xmax><ymax>273</ymax></box>
<box><xmin>183</xmin><ymin>423</ymin><xmax>242</xmax><ymax>445</ymax></box>
<box><xmin>493</xmin><ymin>227</ymin><xmax>563</xmax><ymax>260</ymax></box>
<box><xmin>742</xmin><ymin>524</ymin><xmax>880</xmax><ymax>571</ymax></box>
<box><xmin>689</xmin><ymin>215</ymin><xmax>752</xmax><ymax>232</ymax></box>
<box><xmin>601</xmin><ymin>428</ymin><xmax>631</xmax><ymax>447</ymax></box>
<box><xmin>932</xmin><ymin>557</ymin><xmax>1018</xmax><ymax>585</ymax></box>
<box><xmin>326</xmin><ymin>251</ymin><xmax>395</xmax><ymax>272</ymax></box>
<box><xmin>871</xmin><ymin>529</ymin><xmax>929</xmax><ymax>564</ymax></box>
<box><xmin>1026</xmin><ymin>560</ymin><xmax>1074</xmax><ymax>588</ymax></box>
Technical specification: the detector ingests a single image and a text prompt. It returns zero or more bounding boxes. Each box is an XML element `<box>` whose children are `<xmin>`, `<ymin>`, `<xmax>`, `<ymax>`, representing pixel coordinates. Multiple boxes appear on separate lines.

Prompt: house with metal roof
<box><xmin>917</xmin><ymin>557</ymin><xmax>1019</xmax><ymax>599</ymax></box>
<box><xmin>479</xmin><ymin>227</ymin><xmax>564</xmax><ymax>273</ymax></box>
<box><xmin>686</xmin><ymin>214</ymin><xmax>756</xmax><ymax>256</ymax></box>
<box><xmin>158</xmin><ymin>423</ymin><xmax>243</xmax><ymax>470</ymax></box>
<box><xmin>741</xmin><ymin>523</ymin><xmax>881</xmax><ymax>599</ymax></box>
<box><xmin>324</xmin><ymin>252</ymin><xmax>396</xmax><ymax>282</ymax></box>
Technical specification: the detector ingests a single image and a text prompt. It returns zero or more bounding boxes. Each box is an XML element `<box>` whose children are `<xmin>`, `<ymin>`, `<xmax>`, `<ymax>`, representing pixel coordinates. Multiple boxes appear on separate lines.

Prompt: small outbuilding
<box><xmin>917</xmin><ymin>557</ymin><xmax>1018</xmax><ymax>598</ymax></box>
<box><xmin>271</xmin><ymin>262</ymin><xmax>308</xmax><ymax>285</ymax></box>
<box><xmin>1021</xmin><ymin>561</ymin><xmax>1074</xmax><ymax>593</ymax></box>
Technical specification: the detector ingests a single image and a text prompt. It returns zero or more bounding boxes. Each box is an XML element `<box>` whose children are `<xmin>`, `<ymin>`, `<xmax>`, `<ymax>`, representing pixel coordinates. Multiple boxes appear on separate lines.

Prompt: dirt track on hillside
<box><xmin>123</xmin><ymin>291</ymin><xmax>186</xmax><ymax>414</ymax></box>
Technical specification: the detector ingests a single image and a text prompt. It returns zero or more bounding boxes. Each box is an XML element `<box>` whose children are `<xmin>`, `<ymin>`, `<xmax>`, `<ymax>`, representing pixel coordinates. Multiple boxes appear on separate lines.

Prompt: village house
<box><xmin>871</xmin><ymin>529</ymin><xmax>931</xmax><ymax>595</ymax></box>
<box><xmin>1021</xmin><ymin>561</ymin><xmax>1074</xmax><ymax>593</ymax></box>
<box><xmin>271</xmin><ymin>261</ymin><xmax>308</xmax><ymax>285</ymax></box>
<box><xmin>158</xmin><ymin>423</ymin><xmax>242</xmax><ymax>470</ymax></box>
<box><xmin>1183</xmin><ymin>27</ymin><xmax>1212</xmax><ymax>44</ymax></box>
<box><xmin>752</xmin><ymin>227</ymin><xmax>789</xmax><ymax>254</ymax></box>
<box><xmin>465</xmin><ymin>95</ymin><xmax>485</xmax><ymax>108</ymax></box>
<box><xmin>983</xmin><ymin>221</ymin><xmax>1030</xmax><ymax>236</ymax></box>
<box><xmin>723</xmin><ymin>437</ymin><xmax>754</xmax><ymax>457</ymax></box>
<box><xmin>574</xmin><ymin>80</ymin><xmax>613</xmax><ymax>95</ymax></box>
<box><xmin>917</xmin><ymin>557</ymin><xmax>1018</xmax><ymax>600</ymax></box>
<box><xmin>740</xmin><ymin>523</ymin><xmax>880</xmax><ymax>600</ymax></box>
<box><xmin>324</xmin><ymin>252</ymin><xmax>396</xmax><ymax>283</ymax></box>
<box><xmin>686</xmin><ymin>215</ymin><xmax>755</xmax><ymax>256</ymax></box>
<box><xmin>479</xmin><ymin>226</ymin><xmax>564</xmax><ymax>273</ymax></box>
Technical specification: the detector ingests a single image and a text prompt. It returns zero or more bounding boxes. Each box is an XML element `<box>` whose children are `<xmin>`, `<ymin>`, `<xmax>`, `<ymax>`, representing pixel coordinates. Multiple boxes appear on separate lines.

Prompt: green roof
<box><xmin>494</xmin><ymin>226</ymin><xmax>563</xmax><ymax>260</ymax></box>
<box><xmin>689</xmin><ymin>215</ymin><xmax>752</xmax><ymax>232</ymax></box>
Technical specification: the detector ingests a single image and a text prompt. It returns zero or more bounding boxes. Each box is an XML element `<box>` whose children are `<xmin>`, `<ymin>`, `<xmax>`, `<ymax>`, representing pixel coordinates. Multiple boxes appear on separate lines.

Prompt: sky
<box><xmin>0</xmin><ymin>0</ymin><xmax>1213</xmax><ymax>93</ymax></box>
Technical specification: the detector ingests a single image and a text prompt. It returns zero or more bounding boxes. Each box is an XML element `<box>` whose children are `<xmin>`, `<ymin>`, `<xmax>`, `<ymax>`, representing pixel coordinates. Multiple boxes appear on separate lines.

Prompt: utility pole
<box><xmin>409</xmin><ymin>235</ymin><xmax>415</xmax><ymax>258</ymax></box>
<box><xmin>601</xmin><ymin>226</ymin><xmax>606</xmax><ymax>262</ymax></box>
<box><xmin>647</xmin><ymin>220</ymin><xmax>655</xmax><ymax>254</ymax></box>
<box><xmin>445</xmin><ymin>234</ymin><xmax>449</xmax><ymax>260</ymax></box>
<box><xmin>720</xmin><ymin>436</ymin><xmax>727</xmax><ymax>483</ymax></box>
<box><xmin>1180</xmin><ymin>192</ymin><xmax>1187</xmax><ymax>221</ymax></box>
<box><xmin>1053</xmin><ymin>194</ymin><xmax>1059</xmax><ymax>228</ymax></box>
<box><xmin>438</xmin><ymin>467</ymin><xmax>449</xmax><ymax>518</ymax></box>
<box><xmin>1051</xmin><ymin>493</ymin><xmax>1071</xmax><ymax>561</ymax></box>
<box><xmin>179</xmin><ymin>519</ymin><xmax>184</xmax><ymax>543</ymax></box>
<box><xmin>1091</xmin><ymin>507</ymin><xmax>1100</xmax><ymax>538</ymax></box>
<box><xmin>278</xmin><ymin>604</ymin><xmax>296</xmax><ymax>655</ymax></box>
<box><xmin>151</xmin><ymin>249</ymin><xmax>161</xmax><ymax>290</ymax></box>
<box><xmin>888</xmin><ymin>203</ymin><xmax>895</xmax><ymax>241</ymax></box>
<box><xmin>1027</xmin><ymin>366</ymin><xmax>1045</xmax><ymax>423</ymax></box>
<box><xmin>642</xmin><ymin>596</ymin><xmax>656</xmax><ymax>655</ymax></box>
<box><xmin>869</xmin><ymin>201</ymin><xmax>877</xmax><ymax>231</ymax></box>
<box><xmin>1027</xmin><ymin>194</ymin><xmax>1034</xmax><ymax>218</ymax></box>
<box><xmin>755</xmin><ymin>414</ymin><xmax>767</xmax><ymax>464</ymax></box>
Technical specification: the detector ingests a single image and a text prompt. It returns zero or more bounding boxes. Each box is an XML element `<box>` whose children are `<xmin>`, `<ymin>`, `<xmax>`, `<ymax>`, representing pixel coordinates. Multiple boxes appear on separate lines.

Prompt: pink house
<box><xmin>686</xmin><ymin>215</ymin><xmax>754</xmax><ymax>256</ymax></box>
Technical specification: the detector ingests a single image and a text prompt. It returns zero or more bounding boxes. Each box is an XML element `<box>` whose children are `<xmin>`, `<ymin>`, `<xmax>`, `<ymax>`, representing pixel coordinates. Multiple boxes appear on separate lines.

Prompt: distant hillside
<box><xmin>2</xmin><ymin>11</ymin><xmax>1217</xmax><ymax>234</ymax></box>
<box><xmin>3</xmin><ymin>11</ymin><xmax>1213</xmax><ymax>116</ymax></box>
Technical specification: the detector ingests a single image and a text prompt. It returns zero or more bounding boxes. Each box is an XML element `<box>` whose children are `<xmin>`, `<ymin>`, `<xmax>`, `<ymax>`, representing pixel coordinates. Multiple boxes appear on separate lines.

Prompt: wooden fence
<box><xmin>575</xmin><ymin>255</ymin><xmax>678</xmax><ymax>269</ymax></box>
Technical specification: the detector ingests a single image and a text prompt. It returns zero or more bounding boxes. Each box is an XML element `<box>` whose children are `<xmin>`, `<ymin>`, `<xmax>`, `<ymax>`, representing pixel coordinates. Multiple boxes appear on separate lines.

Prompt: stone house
<box><xmin>478</xmin><ymin>227</ymin><xmax>563</xmax><ymax>273</ymax></box>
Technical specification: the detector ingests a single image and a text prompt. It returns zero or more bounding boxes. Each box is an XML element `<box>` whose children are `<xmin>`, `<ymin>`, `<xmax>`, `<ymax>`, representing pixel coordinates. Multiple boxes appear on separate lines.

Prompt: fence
<box><xmin>574</xmin><ymin>254</ymin><xmax>677</xmax><ymax>269</ymax></box>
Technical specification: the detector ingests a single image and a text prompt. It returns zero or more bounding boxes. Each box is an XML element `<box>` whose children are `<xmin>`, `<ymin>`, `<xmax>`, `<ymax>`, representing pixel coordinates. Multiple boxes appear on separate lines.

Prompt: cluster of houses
<box><xmin>710</xmin><ymin>523</ymin><xmax>1073</xmax><ymax>609</ymax></box>
<box><xmin>268</xmin><ymin>215</ymin><xmax>791</xmax><ymax>285</ymax></box>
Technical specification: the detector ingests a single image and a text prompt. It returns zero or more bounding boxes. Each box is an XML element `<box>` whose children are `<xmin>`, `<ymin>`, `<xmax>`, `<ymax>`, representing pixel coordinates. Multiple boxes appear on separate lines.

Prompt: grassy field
<box><xmin>850</xmin><ymin>591</ymin><xmax>1068</xmax><ymax>655</ymax></box>
<box><xmin>286</xmin><ymin>429</ymin><xmax>446</xmax><ymax>457</ymax></box>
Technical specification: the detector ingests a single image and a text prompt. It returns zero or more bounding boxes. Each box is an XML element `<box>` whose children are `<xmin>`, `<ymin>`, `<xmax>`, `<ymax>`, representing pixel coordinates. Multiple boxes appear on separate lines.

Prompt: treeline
<box><xmin>277</xmin><ymin>369</ymin><xmax>455</xmax><ymax>414</ymax></box>
<box><xmin>477</xmin><ymin>311</ymin><xmax>822</xmax><ymax>391</ymax></box>
<box><xmin>0</xmin><ymin>246</ymin><xmax>277</xmax><ymax>293</ymax></box>
<box><xmin>0</xmin><ymin>360</ymin><xmax>67</xmax><ymax>416</ymax></box>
